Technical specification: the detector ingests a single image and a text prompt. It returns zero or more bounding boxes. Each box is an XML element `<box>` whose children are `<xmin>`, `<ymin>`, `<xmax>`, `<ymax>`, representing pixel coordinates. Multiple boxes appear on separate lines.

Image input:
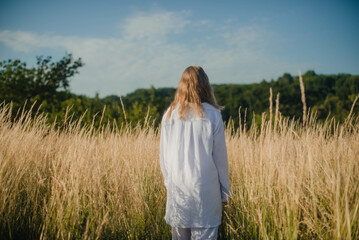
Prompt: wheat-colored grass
<box><xmin>269</xmin><ymin>88</ymin><xmax>273</xmax><ymax>126</ymax></box>
<box><xmin>299</xmin><ymin>71</ymin><xmax>307</xmax><ymax>126</ymax></box>
<box><xmin>0</xmin><ymin>102</ymin><xmax>358</xmax><ymax>239</ymax></box>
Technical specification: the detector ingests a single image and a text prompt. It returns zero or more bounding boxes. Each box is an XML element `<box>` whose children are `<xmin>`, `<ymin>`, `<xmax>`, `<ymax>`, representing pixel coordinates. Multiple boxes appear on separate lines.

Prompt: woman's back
<box><xmin>160</xmin><ymin>66</ymin><xmax>231</xmax><ymax>239</ymax></box>
<box><xmin>160</xmin><ymin>102</ymin><xmax>231</xmax><ymax>227</ymax></box>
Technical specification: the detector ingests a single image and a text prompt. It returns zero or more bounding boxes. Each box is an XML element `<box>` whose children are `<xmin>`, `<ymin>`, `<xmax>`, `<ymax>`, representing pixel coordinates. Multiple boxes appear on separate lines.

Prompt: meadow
<box><xmin>0</xmin><ymin>92</ymin><xmax>358</xmax><ymax>239</ymax></box>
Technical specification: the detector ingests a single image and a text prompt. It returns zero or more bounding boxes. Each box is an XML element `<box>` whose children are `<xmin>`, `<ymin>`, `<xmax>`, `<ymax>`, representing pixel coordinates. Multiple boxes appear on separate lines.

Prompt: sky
<box><xmin>0</xmin><ymin>0</ymin><xmax>358</xmax><ymax>97</ymax></box>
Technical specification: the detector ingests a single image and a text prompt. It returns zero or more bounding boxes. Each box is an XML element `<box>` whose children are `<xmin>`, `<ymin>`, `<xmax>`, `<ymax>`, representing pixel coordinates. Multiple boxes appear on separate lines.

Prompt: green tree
<box><xmin>0</xmin><ymin>53</ymin><xmax>83</xmax><ymax>107</ymax></box>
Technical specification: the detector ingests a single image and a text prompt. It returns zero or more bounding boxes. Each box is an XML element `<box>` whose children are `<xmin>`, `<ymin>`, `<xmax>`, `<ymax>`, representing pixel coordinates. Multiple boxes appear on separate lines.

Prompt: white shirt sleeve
<box><xmin>160</xmin><ymin>118</ymin><xmax>168</xmax><ymax>188</ymax></box>
<box><xmin>212</xmin><ymin>114</ymin><xmax>232</xmax><ymax>202</ymax></box>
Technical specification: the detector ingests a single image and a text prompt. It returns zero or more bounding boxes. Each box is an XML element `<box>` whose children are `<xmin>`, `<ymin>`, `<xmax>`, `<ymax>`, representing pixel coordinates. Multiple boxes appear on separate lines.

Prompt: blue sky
<box><xmin>0</xmin><ymin>0</ymin><xmax>358</xmax><ymax>96</ymax></box>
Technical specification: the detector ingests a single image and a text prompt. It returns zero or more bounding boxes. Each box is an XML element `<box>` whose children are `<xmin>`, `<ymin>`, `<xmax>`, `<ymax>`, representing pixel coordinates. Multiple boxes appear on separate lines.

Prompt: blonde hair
<box><xmin>167</xmin><ymin>66</ymin><xmax>220</xmax><ymax>119</ymax></box>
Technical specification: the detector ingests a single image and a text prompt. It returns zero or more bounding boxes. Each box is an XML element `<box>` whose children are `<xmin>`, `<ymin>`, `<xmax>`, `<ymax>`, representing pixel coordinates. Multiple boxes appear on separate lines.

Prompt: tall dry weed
<box><xmin>299</xmin><ymin>71</ymin><xmax>307</xmax><ymax>126</ymax></box>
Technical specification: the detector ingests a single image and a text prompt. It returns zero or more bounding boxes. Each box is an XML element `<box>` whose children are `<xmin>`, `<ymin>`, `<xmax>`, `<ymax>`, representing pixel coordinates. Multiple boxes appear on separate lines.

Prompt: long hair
<box><xmin>167</xmin><ymin>66</ymin><xmax>220</xmax><ymax>119</ymax></box>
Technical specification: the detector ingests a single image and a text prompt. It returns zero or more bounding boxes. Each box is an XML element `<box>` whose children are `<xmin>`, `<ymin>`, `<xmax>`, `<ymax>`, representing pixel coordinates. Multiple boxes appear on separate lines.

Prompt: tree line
<box><xmin>1</xmin><ymin>54</ymin><xmax>358</xmax><ymax>128</ymax></box>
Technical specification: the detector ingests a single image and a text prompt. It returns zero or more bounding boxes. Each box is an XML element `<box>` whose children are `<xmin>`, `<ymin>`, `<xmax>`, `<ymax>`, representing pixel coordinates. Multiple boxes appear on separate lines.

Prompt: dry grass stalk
<box><xmin>119</xmin><ymin>93</ymin><xmax>127</xmax><ymax>125</ymax></box>
<box><xmin>299</xmin><ymin>71</ymin><xmax>307</xmax><ymax>126</ymax></box>
<box><xmin>144</xmin><ymin>105</ymin><xmax>151</xmax><ymax>127</ymax></box>
<box><xmin>243</xmin><ymin>108</ymin><xmax>247</xmax><ymax>133</ymax></box>
<box><xmin>345</xmin><ymin>94</ymin><xmax>359</xmax><ymax>123</ymax></box>
<box><xmin>274</xmin><ymin>92</ymin><xmax>280</xmax><ymax>132</ymax></box>
<box><xmin>238</xmin><ymin>106</ymin><xmax>242</xmax><ymax>132</ymax></box>
<box><xmin>269</xmin><ymin>88</ymin><xmax>273</xmax><ymax>127</ymax></box>
<box><xmin>99</xmin><ymin>105</ymin><xmax>106</xmax><ymax>127</ymax></box>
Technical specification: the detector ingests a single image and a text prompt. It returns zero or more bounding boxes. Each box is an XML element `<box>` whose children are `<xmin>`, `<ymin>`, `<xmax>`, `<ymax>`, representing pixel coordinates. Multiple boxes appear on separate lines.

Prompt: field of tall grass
<box><xmin>0</xmin><ymin>91</ymin><xmax>359</xmax><ymax>239</ymax></box>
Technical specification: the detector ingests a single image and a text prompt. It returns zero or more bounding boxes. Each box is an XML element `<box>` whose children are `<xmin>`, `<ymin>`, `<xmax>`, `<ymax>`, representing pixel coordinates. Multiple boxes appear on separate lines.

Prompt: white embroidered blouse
<box><xmin>160</xmin><ymin>102</ymin><xmax>231</xmax><ymax>228</ymax></box>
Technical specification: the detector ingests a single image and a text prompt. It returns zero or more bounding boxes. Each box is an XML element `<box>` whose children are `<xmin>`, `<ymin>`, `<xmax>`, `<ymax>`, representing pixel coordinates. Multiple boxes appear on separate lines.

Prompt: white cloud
<box><xmin>121</xmin><ymin>10</ymin><xmax>190</xmax><ymax>40</ymax></box>
<box><xmin>0</xmin><ymin>30</ymin><xmax>56</xmax><ymax>52</ymax></box>
<box><xmin>0</xmin><ymin>10</ymin><xmax>310</xmax><ymax>96</ymax></box>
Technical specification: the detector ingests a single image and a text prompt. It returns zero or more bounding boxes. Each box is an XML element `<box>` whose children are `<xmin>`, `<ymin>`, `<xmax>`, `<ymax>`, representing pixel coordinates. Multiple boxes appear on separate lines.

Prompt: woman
<box><xmin>160</xmin><ymin>66</ymin><xmax>231</xmax><ymax>239</ymax></box>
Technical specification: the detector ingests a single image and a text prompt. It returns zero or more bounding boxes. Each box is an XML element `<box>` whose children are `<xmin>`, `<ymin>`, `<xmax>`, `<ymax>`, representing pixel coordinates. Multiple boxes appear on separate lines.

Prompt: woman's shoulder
<box><xmin>202</xmin><ymin>102</ymin><xmax>221</xmax><ymax>113</ymax></box>
<box><xmin>161</xmin><ymin>107</ymin><xmax>171</xmax><ymax>122</ymax></box>
<box><xmin>202</xmin><ymin>103</ymin><xmax>223</xmax><ymax>127</ymax></box>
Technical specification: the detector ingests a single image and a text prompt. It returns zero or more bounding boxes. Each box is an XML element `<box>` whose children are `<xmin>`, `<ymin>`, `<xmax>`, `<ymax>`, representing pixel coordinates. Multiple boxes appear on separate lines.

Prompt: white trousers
<box><xmin>171</xmin><ymin>226</ymin><xmax>218</xmax><ymax>240</ymax></box>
